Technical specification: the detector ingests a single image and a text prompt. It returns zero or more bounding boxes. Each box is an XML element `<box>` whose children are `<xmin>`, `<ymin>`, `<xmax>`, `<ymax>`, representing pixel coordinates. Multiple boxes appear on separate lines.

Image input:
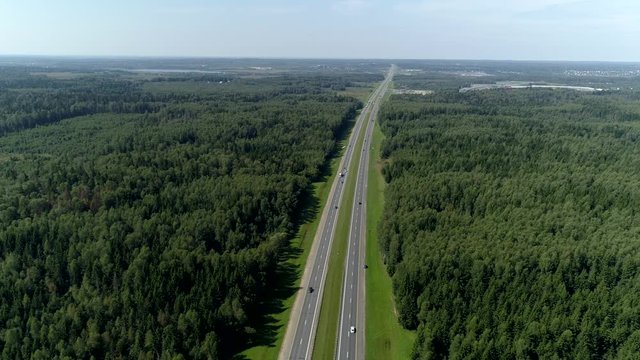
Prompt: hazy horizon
<box><xmin>2</xmin><ymin>55</ymin><xmax>640</xmax><ymax>66</ymax></box>
<box><xmin>1</xmin><ymin>0</ymin><xmax>639</xmax><ymax>62</ymax></box>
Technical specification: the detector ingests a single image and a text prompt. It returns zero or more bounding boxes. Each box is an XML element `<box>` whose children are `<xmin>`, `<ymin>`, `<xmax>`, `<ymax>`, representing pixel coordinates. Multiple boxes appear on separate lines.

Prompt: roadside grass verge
<box><xmin>365</xmin><ymin>120</ymin><xmax>415</xmax><ymax>359</ymax></box>
<box><xmin>312</xmin><ymin>111</ymin><xmax>369</xmax><ymax>360</ymax></box>
<box><xmin>237</xmin><ymin>115</ymin><xmax>357</xmax><ymax>359</ymax></box>
<box><xmin>338</xmin><ymin>86</ymin><xmax>375</xmax><ymax>103</ymax></box>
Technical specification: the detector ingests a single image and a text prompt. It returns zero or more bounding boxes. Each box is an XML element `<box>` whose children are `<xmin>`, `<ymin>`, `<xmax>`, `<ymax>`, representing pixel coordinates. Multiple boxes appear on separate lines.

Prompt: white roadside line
<box><xmin>336</xmin><ymin>80</ymin><xmax>387</xmax><ymax>358</ymax></box>
<box><xmin>283</xmin><ymin>88</ymin><xmax>368</xmax><ymax>360</ymax></box>
<box><xmin>353</xmin><ymin>70</ymin><xmax>393</xmax><ymax>360</ymax></box>
<box><xmin>303</xmin><ymin>88</ymin><xmax>371</xmax><ymax>359</ymax></box>
<box><xmin>337</xmin><ymin>71</ymin><xmax>392</xmax><ymax>359</ymax></box>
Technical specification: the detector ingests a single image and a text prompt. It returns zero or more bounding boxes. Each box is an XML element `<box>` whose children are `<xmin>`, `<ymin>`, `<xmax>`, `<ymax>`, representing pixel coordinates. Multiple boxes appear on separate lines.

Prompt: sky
<box><xmin>1</xmin><ymin>0</ymin><xmax>639</xmax><ymax>61</ymax></box>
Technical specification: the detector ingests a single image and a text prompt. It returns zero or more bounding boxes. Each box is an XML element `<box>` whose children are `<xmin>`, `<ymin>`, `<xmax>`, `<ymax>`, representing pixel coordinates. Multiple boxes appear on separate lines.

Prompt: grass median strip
<box><xmin>365</xmin><ymin>119</ymin><xmax>415</xmax><ymax>359</ymax></box>
<box><xmin>312</xmin><ymin>109</ymin><xmax>369</xmax><ymax>360</ymax></box>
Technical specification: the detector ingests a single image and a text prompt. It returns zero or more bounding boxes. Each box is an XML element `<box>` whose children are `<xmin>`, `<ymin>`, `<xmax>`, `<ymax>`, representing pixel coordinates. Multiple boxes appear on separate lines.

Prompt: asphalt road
<box><xmin>336</xmin><ymin>67</ymin><xmax>394</xmax><ymax>360</ymax></box>
<box><xmin>281</xmin><ymin>70</ymin><xmax>390</xmax><ymax>360</ymax></box>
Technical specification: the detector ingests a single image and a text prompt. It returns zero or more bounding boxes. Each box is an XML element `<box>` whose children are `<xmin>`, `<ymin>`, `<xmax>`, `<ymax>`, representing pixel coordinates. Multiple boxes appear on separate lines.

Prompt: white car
<box><xmin>350</xmin><ymin>326</ymin><xmax>356</xmax><ymax>334</ymax></box>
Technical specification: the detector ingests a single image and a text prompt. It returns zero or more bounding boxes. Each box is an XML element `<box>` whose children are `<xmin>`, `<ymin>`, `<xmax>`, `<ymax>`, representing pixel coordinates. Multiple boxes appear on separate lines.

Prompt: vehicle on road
<box><xmin>308</xmin><ymin>286</ymin><xmax>314</xmax><ymax>293</ymax></box>
<box><xmin>283</xmin><ymin>67</ymin><xmax>394</xmax><ymax>360</ymax></box>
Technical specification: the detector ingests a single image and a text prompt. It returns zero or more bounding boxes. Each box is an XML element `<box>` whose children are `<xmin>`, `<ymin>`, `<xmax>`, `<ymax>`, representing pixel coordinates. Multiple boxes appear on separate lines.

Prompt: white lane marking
<box><xmin>349</xmin><ymin>313</ymin><xmax>351</xmax><ymax>319</ymax></box>
<box><xmin>350</xmin><ymin>297</ymin><xmax>352</xmax><ymax>303</ymax></box>
<box><xmin>308</xmin><ymin>303</ymin><xmax>311</xmax><ymax>309</ymax></box>
<box><xmin>300</xmin><ymin>338</ymin><xmax>303</xmax><ymax>345</ymax></box>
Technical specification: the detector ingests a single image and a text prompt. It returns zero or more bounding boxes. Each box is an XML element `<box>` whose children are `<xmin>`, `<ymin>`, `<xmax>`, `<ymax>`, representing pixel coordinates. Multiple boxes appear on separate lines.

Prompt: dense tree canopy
<box><xmin>0</xmin><ymin>66</ymin><xmax>377</xmax><ymax>359</ymax></box>
<box><xmin>379</xmin><ymin>74</ymin><xmax>640</xmax><ymax>359</ymax></box>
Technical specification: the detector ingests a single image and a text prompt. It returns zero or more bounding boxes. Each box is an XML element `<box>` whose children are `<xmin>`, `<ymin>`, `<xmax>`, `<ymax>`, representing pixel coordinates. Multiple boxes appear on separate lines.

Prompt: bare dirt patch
<box><xmin>392</xmin><ymin>89</ymin><xmax>434</xmax><ymax>95</ymax></box>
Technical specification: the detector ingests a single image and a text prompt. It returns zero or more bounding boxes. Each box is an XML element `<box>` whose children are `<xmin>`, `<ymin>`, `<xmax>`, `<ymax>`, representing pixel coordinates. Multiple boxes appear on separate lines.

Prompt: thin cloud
<box><xmin>518</xmin><ymin>0</ymin><xmax>639</xmax><ymax>19</ymax></box>
<box><xmin>155</xmin><ymin>5</ymin><xmax>218</xmax><ymax>15</ymax></box>
<box><xmin>155</xmin><ymin>4</ymin><xmax>304</xmax><ymax>16</ymax></box>
<box><xmin>332</xmin><ymin>0</ymin><xmax>371</xmax><ymax>13</ymax></box>
<box><xmin>246</xmin><ymin>5</ymin><xmax>306</xmax><ymax>15</ymax></box>
<box><xmin>393</xmin><ymin>0</ymin><xmax>584</xmax><ymax>16</ymax></box>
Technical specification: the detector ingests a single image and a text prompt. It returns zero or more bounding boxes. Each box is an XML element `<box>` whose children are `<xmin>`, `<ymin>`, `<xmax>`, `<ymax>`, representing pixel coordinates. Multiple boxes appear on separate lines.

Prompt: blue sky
<box><xmin>1</xmin><ymin>0</ymin><xmax>639</xmax><ymax>61</ymax></box>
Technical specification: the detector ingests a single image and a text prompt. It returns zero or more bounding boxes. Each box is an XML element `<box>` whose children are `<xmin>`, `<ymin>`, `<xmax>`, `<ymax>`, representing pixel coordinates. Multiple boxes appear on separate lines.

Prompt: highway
<box><xmin>336</xmin><ymin>67</ymin><xmax>394</xmax><ymax>360</ymax></box>
<box><xmin>280</xmin><ymin>67</ymin><xmax>393</xmax><ymax>360</ymax></box>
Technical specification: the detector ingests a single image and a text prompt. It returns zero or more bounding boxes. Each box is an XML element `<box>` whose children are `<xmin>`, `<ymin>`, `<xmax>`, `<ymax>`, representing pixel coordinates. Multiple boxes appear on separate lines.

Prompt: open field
<box><xmin>392</xmin><ymin>89</ymin><xmax>434</xmax><ymax>95</ymax></box>
<box><xmin>460</xmin><ymin>81</ymin><xmax>603</xmax><ymax>93</ymax></box>
<box><xmin>338</xmin><ymin>85</ymin><xmax>375</xmax><ymax>103</ymax></box>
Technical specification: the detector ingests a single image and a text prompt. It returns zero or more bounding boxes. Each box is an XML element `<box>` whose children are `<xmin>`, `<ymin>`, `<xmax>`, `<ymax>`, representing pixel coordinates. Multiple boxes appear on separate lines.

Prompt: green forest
<box><xmin>0</xmin><ymin>65</ymin><xmax>379</xmax><ymax>359</ymax></box>
<box><xmin>379</xmin><ymin>72</ymin><xmax>640</xmax><ymax>359</ymax></box>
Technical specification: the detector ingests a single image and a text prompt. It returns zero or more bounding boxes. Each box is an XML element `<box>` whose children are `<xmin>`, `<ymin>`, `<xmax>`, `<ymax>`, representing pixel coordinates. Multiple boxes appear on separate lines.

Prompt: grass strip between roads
<box><xmin>365</xmin><ymin>120</ymin><xmax>416</xmax><ymax>359</ymax></box>
<box><xmin>239</xmin><ymin>118</ymin><xmax>355</xmax><ymax>359</ymax></box>
<box><xmin>312</xmin><ymin>108</ymin><xmax>369</xmax><ymax>360</ymax></box>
